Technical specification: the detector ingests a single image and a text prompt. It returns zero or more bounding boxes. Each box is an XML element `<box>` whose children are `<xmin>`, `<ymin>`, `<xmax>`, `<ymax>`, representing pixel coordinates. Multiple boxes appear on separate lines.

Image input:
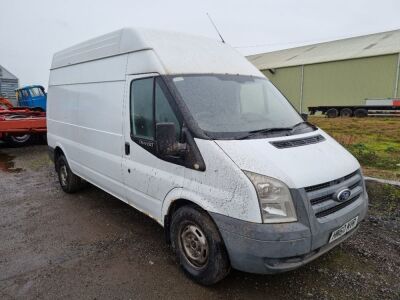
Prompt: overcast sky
<box><xmin>1</xmin><ymin>0</ymin><xmax>400</xmax><ymax>87</ymax></box>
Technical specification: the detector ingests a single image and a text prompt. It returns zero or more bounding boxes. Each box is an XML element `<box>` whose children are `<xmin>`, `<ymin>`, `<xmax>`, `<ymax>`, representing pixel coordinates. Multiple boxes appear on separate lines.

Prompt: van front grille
<box><xmin>310</xmin><ymin>194</ymin><xmax>332</xmax><ymax>206</ymax></box>
<box><xmin>270</xmin><ymin>135</ymin><xmax>325</xmax><ymax>149</ymax></box>
<box><xmin>305</xmin><ymin>170</ymin><xmax>363</xmax><ymax>219</ymax></box>
<box><xmin>315</xmin><ymin>194</ymin><xmax>360</xmax><ymax>218</ymax></box>
<box><xmin>305</xmin><ymin>170</ymin><xmax>358</xmax><ymax>193</ymax></box>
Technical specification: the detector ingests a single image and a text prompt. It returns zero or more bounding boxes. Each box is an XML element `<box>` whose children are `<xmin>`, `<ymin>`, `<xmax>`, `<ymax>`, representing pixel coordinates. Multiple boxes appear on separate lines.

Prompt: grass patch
<box><xmin>366</xmin><ymin>181</ymin><xmax>400</xmax><ymax>217</ymax></box>
<box><xmin>309</xmin><ymin>117</ymin><xmax>400</xmax><ymax>180</ymax></box>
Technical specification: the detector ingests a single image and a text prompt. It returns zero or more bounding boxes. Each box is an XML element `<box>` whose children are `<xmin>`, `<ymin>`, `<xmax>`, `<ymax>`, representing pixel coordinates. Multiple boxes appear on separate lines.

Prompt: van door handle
<box><xmin>125</xmin><ymin>142</ymin><xmax>130</xmax><ymax>155</ymax></box>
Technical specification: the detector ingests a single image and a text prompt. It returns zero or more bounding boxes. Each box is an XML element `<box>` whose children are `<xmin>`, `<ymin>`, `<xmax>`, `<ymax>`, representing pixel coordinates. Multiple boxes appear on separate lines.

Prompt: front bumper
<box><xmin>210</xmin><ymin>188</ymin><xmax>368</xmax><ymax>274</ymax></box>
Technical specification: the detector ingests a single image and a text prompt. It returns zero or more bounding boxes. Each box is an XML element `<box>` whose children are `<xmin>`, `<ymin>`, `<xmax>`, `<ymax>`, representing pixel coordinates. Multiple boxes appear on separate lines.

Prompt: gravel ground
<box><xmin>0</xmin><ymin>145</ymin><xmax>399</xmax><ymax>300</ymax></box>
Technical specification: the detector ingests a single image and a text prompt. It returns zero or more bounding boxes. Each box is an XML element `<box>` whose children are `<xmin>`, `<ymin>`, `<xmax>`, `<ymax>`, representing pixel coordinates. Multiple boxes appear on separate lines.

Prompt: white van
<box><xmin>47</xmin><ymin>28</ymin><xmax>368</xmax><ymax>285</ymax></box>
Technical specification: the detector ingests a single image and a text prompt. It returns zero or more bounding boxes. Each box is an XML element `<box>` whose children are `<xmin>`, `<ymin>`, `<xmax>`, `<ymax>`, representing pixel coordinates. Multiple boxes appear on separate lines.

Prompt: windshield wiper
<box><xmin>237</xmin><ymin>127</ymin><xmax>292</xmax><ymax>139</ymax></box>
<box><xmin>237</xmin><ymin>122</ymin><xmax>315</xmax><ymax>140</ymax></box>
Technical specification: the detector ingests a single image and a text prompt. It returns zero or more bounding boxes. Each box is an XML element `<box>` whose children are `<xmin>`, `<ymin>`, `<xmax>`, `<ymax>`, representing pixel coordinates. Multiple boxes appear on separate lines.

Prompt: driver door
<box><xmin>122</xmin><ymin>74</ymin><xmax>185</xmax><ymax>221</ymax></box>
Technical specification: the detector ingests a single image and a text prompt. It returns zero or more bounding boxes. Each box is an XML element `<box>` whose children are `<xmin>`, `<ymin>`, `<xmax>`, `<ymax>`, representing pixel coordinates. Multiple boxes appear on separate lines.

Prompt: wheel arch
<box><xmin>162</xmin><ymin>188</ymin><xmax>219</xmax><ymax>244</ymax></box>
<box><xmin>53</xmin><ymin>144</ymin><xmax>68</xmax><ymax>171</ymax></box>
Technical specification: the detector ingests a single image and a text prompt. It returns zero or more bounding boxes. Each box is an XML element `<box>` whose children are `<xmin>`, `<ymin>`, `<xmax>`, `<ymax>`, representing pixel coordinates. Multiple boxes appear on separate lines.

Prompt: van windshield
<box><xmin>168</xmin><ymin>74</ymin><xmax>308</xmax><ymax>138</ymax></box>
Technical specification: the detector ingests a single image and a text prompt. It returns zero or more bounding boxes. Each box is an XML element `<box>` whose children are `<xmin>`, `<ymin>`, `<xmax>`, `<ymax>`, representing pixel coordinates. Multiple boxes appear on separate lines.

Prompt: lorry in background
<box><xmin>47</xmin><ymin>28</ymin><xmax>368</xmax><ymax>285</ymax></box>
<box><xmin>309</xmin><ymin>98</ymin><xmax>400</xmax><ymax>118</ymax></box>
<box><xmin>15</xmin><ymin>85</ymin><xmax>47</xmax><ymax>111</ymax></box>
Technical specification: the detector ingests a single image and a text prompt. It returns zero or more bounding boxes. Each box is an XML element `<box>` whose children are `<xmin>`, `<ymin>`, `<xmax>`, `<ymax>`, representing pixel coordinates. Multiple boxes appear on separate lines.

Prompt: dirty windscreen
<box><xmin>169</xmin><ymin>74</ymin><xmax>303</xmax><ymax>137</ymax></box>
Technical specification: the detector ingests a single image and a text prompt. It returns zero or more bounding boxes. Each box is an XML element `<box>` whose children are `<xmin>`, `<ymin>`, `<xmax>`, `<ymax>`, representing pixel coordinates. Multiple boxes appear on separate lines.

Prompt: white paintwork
<box><xmin>47</xmin><ymin>53</ymin><xmax>128</xmax><ymax>202</ymax></box>
<box><xmin>215</xmin><ymin>130</ymin><xmax>360</xmax><ymax>189</ymax></box>
<box><xmin>170</xmin><ymin>139</ymin><xmax>261</xmax><ymax>223</ymax></box>
<box><xmin>48</xmin><ymin>27</ymin><xmax>360</xmax><ymax>226</ymax></box>
<box><xmin>52</xmin><ymin>27</ymin><xmax>262</xmax><ymax>77</ymax></box>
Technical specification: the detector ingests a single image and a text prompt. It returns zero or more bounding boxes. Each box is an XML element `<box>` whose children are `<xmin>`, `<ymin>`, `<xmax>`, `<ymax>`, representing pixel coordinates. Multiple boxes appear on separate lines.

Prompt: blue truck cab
<box><xmin>16</xmin><ymin>85</ymin><xmax>47</xmax><ymax>111</ymax></box>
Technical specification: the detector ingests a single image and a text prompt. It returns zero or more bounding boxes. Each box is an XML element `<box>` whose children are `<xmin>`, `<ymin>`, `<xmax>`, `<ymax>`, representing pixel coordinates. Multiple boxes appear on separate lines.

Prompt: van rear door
<box><xmin>122</xmin><ymin>74</ymin><xmax>185</xmax><ymax>222</ymax></box>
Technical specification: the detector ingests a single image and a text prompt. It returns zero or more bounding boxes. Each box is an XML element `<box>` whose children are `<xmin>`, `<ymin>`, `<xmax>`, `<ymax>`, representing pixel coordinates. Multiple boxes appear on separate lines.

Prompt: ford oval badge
<box><xmin>337</xmin><ymin>189</ymin><xmax>351</xmax><ymax>202</ymax></box>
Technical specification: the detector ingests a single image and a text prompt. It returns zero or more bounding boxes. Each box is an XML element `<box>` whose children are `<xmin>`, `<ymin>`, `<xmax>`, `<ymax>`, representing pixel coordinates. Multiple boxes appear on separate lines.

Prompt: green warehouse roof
<box><xmin>247</xmin><ymin>29</ymin><xmax>400</xmax><ymax>70</ymax></box>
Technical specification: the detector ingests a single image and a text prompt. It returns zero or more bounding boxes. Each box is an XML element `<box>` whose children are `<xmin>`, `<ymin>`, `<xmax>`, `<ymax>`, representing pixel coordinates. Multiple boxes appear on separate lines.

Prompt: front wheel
<box><xmin>170</xmin><ymin>206</ymin><xmax>230</xmax><ymax>285</ymax></box>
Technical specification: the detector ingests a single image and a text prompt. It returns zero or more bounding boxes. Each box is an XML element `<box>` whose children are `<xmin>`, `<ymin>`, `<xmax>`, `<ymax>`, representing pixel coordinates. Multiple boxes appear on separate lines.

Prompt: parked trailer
<box><xmin>308</xmin><ymin>99</ymin><xmax>400</xmax><ymax>118</ymax></box>
<box><xmin>0</xmin><ymin>97</ymin><xmax>46</xmax><ymax>146</ymax></box>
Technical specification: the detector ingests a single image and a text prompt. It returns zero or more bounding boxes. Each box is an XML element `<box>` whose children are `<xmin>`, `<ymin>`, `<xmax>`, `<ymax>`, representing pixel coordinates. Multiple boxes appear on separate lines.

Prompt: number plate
<box><xmin>329</xmin><ymin>216</ymin><xmax>358</xmax><ymax>243</ymax></box>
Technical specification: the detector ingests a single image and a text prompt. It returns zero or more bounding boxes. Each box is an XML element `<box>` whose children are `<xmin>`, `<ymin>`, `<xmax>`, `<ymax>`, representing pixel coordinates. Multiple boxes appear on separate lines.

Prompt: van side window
<box><xmin>155</xmin><ymin>78</ymin><xmax>181</xmax><ymax>140</ymax></box>
<box><xmin>131</xmin><ymin>78</ymin><xmax>155</xmax><ymax>140</ymax></box>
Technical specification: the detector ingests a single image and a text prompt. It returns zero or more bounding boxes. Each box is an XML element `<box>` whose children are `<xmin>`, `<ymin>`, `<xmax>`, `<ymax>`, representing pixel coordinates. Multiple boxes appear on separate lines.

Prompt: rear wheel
<box><xmin>326</xmin><ymin>108</ymin><xmax>339</xmax><ymax>118</ymax></box>
<box><xmin>340</xmin><ymin>108</ymin><xmax>353</xmax><ymax>118</ymax></box>
<box><xmin>354</xmin><ymin>108</ymin><xmax>368</xmax><ymax>118</ymax></box>
<box><xmin>56</xmin><ymin>155</ymin><xmax>86</xmax><ymax>193</ymax></box>
<box><xmin>170</xmin><ymin>205</ymin><xmax>230</xmax><ymax>285</ymax></box>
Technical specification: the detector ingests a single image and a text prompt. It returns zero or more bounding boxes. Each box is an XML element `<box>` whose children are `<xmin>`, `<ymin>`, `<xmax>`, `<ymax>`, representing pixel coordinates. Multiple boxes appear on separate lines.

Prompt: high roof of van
<box><xmin>51</xmin><ymin>28</ymin><xmax>262</xmax><ymax>77</ymax></box>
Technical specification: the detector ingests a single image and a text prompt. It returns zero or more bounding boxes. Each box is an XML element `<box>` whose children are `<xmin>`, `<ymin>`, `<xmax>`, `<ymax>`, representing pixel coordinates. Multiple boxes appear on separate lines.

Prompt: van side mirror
<box><xmin>156</xmin><ymin>123</ymin><xmax>185</xmax><ymax>156</ymax></box>
<box><xmin>301</xmin><ymin>113</ymin><xmax>308</xmax><ymax>121</ymax></box>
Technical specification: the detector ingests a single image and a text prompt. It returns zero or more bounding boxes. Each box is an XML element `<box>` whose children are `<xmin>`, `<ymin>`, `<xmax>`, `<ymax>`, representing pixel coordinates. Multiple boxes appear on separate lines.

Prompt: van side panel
<box><xmin>49</xmin><ymin>55</ymin><xmax>127</xmax><ymax>85</ymax></box>
<box><xmin>126</xmin><ymin>50</ymin><xmax>165</xmax><ymax>75</ymax></box>
<box><xmin>47</xmin><ymin>55</ymin><xmax>128</xmax><ymax>200</ymax></box>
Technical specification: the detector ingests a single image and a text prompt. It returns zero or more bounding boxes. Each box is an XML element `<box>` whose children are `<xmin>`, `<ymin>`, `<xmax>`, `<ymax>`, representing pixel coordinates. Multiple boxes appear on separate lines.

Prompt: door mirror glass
<box><xmin>156</xmin><ymin>122</ymin><xmax>179</xmax><ymax>156</ymax></box>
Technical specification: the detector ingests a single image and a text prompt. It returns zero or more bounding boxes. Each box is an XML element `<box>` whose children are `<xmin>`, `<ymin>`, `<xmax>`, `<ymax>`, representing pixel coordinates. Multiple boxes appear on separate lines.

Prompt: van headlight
<box><xmin>244</xmin><ymin>171</ymin><xmax>297</xmax><ymax>223</ymax></box>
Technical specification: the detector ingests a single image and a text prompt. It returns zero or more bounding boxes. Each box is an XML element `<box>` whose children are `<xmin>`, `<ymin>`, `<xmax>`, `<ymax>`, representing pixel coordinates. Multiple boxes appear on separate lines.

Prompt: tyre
<box><xmin>56</xmin><ymin>155</ymin><xmax>86</xmax><ymax>193</ymax></box>
<box><xmin>326</xmin><ymin>108</ymin><xmax>339</xmax><ymax>118</ymax></box>
<box><xmin>340</xmin><ymin>108</ymin><xmax>353</xmax><ymax>118</ymax></box>
<box><xmin>5</xmin><ymin>134</ymin><xmax>33</xmax><ymax>147</ymax></box>
<box><xmin>170</xmin><ymin>205</ymin><xmax>230</xmax><ymax>285</ymax></box>
<box><xmin>354</xmin><ymin>108</ymin><xmax>368</xmax><ymax>118</ymax></box>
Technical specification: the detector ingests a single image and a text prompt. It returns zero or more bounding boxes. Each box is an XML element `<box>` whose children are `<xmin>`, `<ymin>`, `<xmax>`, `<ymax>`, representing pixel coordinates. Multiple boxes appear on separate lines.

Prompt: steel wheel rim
<box><xmin>60</xmin><ymin>165</ymin><xmax>68</xmax><ymax>186</ymax></box>
<box><xmin>180</xmin><ymin>223</ymin><xmax>209</xmax><ymax>268</ymax></box>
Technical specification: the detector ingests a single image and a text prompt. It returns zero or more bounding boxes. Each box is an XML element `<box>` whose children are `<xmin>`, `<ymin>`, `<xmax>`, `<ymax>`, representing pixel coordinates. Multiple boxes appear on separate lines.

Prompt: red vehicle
<box><xmin>0</xmin><ymin>97</ymin><xmax>46</xmax><ymax>146</ymax></box>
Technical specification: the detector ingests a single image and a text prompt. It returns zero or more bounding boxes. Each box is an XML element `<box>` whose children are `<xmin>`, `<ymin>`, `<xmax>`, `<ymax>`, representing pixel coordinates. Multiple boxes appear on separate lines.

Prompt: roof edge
<box><xmin>247</xmin><ymin>29</ymin><xmax>400</xmax><ymax>69</ymax></box>
<box><xmin>247</xmin><ymin>29</ymin><xmax>400</xmax><ymax>59</ymax></box>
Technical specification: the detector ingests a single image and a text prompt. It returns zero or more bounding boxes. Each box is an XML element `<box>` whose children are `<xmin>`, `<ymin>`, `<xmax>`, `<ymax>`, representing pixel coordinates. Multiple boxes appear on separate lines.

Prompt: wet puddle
<box><xmin>0</xmin><ymin>151</ymin><xmax>23</xmax><ymax>173</ymax></box>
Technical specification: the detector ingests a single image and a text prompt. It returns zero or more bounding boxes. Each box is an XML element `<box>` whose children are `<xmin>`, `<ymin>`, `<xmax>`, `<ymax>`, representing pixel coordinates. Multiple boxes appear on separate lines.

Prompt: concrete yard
<box><xmin>0</xmin><ymin>145</ymin><xmax>399</xmax><ymax>299</ymax></box>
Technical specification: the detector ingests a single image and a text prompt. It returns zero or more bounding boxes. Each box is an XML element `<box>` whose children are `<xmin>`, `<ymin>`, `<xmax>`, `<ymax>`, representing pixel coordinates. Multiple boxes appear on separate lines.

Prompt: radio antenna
<box><xmin>206</xmin><ymin>13</ymin><xmax>225</xmax><ymax>43</ymax></box>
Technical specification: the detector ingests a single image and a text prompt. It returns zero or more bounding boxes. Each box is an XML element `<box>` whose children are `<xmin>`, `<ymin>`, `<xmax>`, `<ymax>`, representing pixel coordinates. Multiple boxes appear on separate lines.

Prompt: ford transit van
<box><xmin>47</xmin><ymin>28</ymin><xmax>368</xmax><ymax>285</ymax></box>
